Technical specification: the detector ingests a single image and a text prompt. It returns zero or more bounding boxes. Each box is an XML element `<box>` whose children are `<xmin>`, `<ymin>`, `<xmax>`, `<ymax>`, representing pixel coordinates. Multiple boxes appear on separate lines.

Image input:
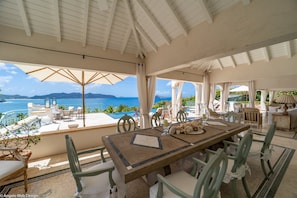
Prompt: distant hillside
<box><xmin>0</xmin><ymin>94</ymin><xmax>29</xmax><ymax>99</ymax></box>
<box><xmin>0</xmin><ymin>92</ymin><xmax>116</xmax><ymax>99</ymax></box>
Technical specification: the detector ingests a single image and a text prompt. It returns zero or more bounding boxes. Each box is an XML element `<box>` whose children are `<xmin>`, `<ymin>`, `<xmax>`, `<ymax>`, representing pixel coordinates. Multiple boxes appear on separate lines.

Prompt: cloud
<box><xmin>166</xmin><ymin>81</ymin><xmax>172</xmax><ymax>86</ymax></box>
<box><xmin>0</xmin><ymin>76</ymin><xmax>13</xmax><ymax>85</ymax></box>
<box><xmin>155</xmin><ymin>89</ymin><xmax>171</xmax><ymax>97</ymax></box>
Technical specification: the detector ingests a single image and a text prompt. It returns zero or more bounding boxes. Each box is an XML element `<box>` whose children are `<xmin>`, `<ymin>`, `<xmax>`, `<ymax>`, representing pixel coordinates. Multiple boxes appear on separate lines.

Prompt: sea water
<box><xmin>0</xmin><ymin>97</ymin><xmax>171</xmax><ymax>119</ymax></box>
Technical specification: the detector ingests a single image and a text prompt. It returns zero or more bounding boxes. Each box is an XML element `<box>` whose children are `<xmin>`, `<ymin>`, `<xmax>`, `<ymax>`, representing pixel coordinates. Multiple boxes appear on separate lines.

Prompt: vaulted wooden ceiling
<box><xmin>0</xmin><ymin>0</ymin><xmax>297</xmax><ymax>89</ymax></box>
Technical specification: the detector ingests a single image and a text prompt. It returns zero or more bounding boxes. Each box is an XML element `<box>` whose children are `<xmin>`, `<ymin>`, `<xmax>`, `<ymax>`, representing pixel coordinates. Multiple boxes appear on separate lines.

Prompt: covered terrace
<box><xmin>0</xmin><ymin>0</ymin><xmax>297</xmax><ymax>166</ymax></box>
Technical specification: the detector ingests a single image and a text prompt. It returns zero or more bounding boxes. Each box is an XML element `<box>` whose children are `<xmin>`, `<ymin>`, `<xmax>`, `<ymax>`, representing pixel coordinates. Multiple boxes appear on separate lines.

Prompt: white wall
<box><xmin>29</xmin><ymin>123</ymin><xmax>117</xmax><ymax>160</ymax></box>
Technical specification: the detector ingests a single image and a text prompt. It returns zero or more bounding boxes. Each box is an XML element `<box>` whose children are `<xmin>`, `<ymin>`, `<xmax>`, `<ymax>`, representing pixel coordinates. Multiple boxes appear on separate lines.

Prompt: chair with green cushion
<box><xmin>249</xmin><ymin>121</ymin><xmax>277</xmax><ymax>179</ymax></box>
<box><xmin>117</xmin><ymin>114</ymin><xmax>138</xmax><ymax>133</ymax></box>
<box><xmin>65</xmin><ymin>135</ymin><xmax>126</xmax><ymax>198</ymax></box>
<box><xmin>151</xmin><ymin>112</ymin><xmax>162</xmax><ymax>127</ymax></box>
<box><xmin>149</xmin><ymin>148</ymin><xmax>228</xmax><ymax>198</ymax></box>
<box><xmin>206</xmin><ymin>130</ymin><xmax>253</xmax><ymax>198</ymax></box>
<box><xmin>176</xmin><ymin>110</ymin><xmax>187</xmax><ymax>123</ymax></box>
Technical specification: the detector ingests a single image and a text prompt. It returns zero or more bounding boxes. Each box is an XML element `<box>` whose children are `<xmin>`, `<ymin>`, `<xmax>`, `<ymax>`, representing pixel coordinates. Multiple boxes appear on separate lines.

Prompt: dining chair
<box><xmin>242</xmin><ymin>107</ymin><xmax>263</xmax><ymax>128</ymax></box>
<box><xmin>249</xmin><ymin>121</ymin><xmax>277</xmax><ymax>179</ymax></box>
<box><xmin>224</xmin><ymin>111</ymin><xmax>242</xmax><ymax>123</ymax></box>
<box><xmin>117</xmin><ymin>114</ymin><xmax>138</xmax><ymax>133</ymax></box>
<box><xmin>151</xmin><ymin>112</ymin><xmax>162</xmax><ymax>127</ymax></box>
<box><xmin>0</xmin><ymin>147</ymin><xmax>29</xmax><ymax>192</ymax></box>
<box><xmin>206</xmin><ymin>130</ymin><xmax>253</xmax><ymax>198</ymax></box>
<box><xmin>176</xmin><ymin>110</ymin><xmax>187</xmax><ymax>123</ymax></box>
<box><xmin>150</xmin><ymin>148</ymin><xmax>228</xmax><ymax>198</ymax></box>
<box><xmin>65</xmin><ymin>135</ymin><xmax>126</xmax><ymax>198</ymax></box>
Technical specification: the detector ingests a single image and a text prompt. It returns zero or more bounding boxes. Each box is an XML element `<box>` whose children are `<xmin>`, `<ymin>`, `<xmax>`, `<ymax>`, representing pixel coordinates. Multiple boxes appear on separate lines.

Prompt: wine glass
<box><xmin>161</xmin><ymin>119</ymin><xmax>170</xmax><ymax>136</ymax></box>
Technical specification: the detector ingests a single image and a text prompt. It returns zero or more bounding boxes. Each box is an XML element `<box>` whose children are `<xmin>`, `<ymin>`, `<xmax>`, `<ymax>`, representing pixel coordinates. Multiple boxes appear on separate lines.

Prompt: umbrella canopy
<box><xmin>230</xmin><ymin>85</ymin><xmax>249</xmax><ymax>92</ymax></box>
<box><xmin>230</xmin><ymin>85</ymin><xmax>249</xmax><ymax>102</ymax></box>
<box><xmin>16</xmin><ymin>64</ymin><xmax>127</xmax><ymax>127</ymax></box>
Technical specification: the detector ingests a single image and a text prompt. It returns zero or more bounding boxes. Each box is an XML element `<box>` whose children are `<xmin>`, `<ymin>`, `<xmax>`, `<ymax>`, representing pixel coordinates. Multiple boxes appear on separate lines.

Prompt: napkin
<box><xmin>206</xmin><ymin>121</ymin><xmax>227</xmax><ymax>126</ymax></box>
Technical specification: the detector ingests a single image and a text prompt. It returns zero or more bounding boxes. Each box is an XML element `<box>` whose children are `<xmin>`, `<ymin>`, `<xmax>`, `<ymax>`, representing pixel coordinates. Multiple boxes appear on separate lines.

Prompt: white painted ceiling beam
<box><xmin>164</xmin><ymin>0</ymin><xmax>187</xmax><ymax>37</ymax></box>
<box><xmin>121</xmin><ymin>27</ymin><xmax>132</xmax><ymax>54</ymax></box>
<box><xmin>135</xmin><ymin>22</ymin><xmax>158</xmax><ymax>53</ymax></box>
<box><xmin>124</xmin><ymin>0</ymin><xmax>144</xmax><ymax>58</ymax></box>
<box><xmin>230</xmin><ymin>56</ymin><xmax>236</xmax><ymax>68</ymax></box>
<box><xmin>244</xmin><ymin>52</ymin><xmax>251</xmax><ymax>65</ymax></box>
<box><xmin>285</xmin><ymin>41</ymin><xmax>292</xmax><ymax>58</ymax></box>
<box><xmin>16</xmin><ymin>0</ymin><xmax>31</xmax><ymax>36</ymax></box>
<box><xmin>52</xmin><ymin>0</ymin><xmax>61</xmax><ymax>42</ymax></box>
<box><xmin>135</xmin><ymin>0</ymin><xmax>171</xmax><ymax>45</ymax></box>
<box><xmin>216</xmin><ymin>59</ymin><xmax>224</xmax><ymax>70</ymax></box>
<box><xmin>82</xmin><ymin>0</ymin><xmax>90</xmax><ymax>47</ymax></box>
<box><xmin>103</xmin><ymin>0</ymin><xmax>118</xmax><ymax>50</ymax></box>
<box><xmin>197</xmin><ymin>0</ymin><xmax>213</xmax><ymax>24</ymax></box>
<box><xmin>262</xmin><ymin>47</ymin><xmax>270</xmax><ymax>62</ymax></box>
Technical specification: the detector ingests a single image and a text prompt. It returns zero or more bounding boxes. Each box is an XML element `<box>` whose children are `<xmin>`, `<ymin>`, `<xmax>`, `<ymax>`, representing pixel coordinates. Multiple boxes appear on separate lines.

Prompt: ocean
<box><xmin>0</xmin><ymin>97</ymin><xmax>171</xmax><ymax>119</ymax></box>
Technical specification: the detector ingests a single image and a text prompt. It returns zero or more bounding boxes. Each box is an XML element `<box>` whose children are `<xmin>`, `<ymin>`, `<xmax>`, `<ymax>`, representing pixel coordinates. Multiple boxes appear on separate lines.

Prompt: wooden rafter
<box><xmin>197</xmin><ymin>0</ymin><xmax>213</xmax><ymax>24</ymax></box>
<box><xmin>135</xmin><ymin>22</ymin><xmax>158</xmax><ymax>52</ymax></box>
<box><xmin>82</xmin><ymin>0</ymin><xmax>90</xmax><ymax>47</ymax></box>
<box><xmin>121</xmin><ymin>27</ymin><xmax>132</xmax><ymax>54</ymax></box>
<box><xmin>103</xmin><ymin>0</ymin><xmax>118</xmax><ymax>50</ymax></box>
<box><xmin>244</xmin><ymin>52</ymin><xmax>252</xmax><ymax>65</ymax></box>
<box><xmin>285</xmin><ymin>41</ymin><xmax>292</xmax><ymax>58</ymax></box>
<box><xmin>52</xmin><ymin>0</ymin><xmax>61</xmax><ymax>42</ymax></box>
<box><xmin>230</xmin><ymin>56</ymin><xmax>237</xmax><ymax>68</ymax></box>
<box><xmin>135</xmin><ymin>0</ymin><xmax>171</xmax><ymax>45</ymax></box>
<box><xmin>163</xmin><ymin>0</ymin><xmax>187</xmax><ymax>37</ymax></box>
<box><xmin>16</xmin><ymin>0</ymin><xmax>31</xmax><ymax>36</ymax></box>
<box><xmin>124</xmin><ymin>0</ymin><xmax>144</xmax><ymax>58</ymax></box>
<box><xmin>262</xmin><ymin>47</ymin><xmax>270</xmax><ymax>62</ymax></box>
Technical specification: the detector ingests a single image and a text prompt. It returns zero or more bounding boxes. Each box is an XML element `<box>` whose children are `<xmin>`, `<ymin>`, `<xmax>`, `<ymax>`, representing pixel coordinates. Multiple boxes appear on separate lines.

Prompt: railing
<box><xmin>0</xmin><ymin>109</ymin><xmax>28</xmax><ymax>127</ymax></box>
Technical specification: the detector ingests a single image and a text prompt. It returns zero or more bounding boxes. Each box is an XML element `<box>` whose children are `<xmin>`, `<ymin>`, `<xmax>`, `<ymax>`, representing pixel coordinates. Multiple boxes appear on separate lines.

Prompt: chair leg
<box><xmin>260</xmin><ymin>159</ymin><xmax>269</xmax><ymax>179</ymax></box>
<box><xmin>231</xmin><ymin>179</ymin><xmax>239</xmax><ymax>198</ymax></box>
<box><xmin>267</xmin><ymin>160</ymin><xmax>274</xmax><ymax>174</ymax></box>
<box><xmin>24</xmin><ymin>169</ymin><xmax>28</xmax><ymax>192</ymax></box>
<box><xmin>242</xmin><ymin>177</ymin><xmax>251</xmax><ymax>198</ymax></box>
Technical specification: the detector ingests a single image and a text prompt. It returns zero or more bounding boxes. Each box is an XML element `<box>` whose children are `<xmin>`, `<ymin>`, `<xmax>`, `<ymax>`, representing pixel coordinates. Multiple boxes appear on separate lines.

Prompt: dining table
<box><xmin>102</xmin><ymin>118</ymin><xmax>250</xmax><ymax>184</ymax></box>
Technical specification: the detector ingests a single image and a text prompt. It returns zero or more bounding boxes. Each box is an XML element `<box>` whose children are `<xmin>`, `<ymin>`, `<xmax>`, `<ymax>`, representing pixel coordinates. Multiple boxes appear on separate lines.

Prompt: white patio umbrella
<box><xmin>16</xmin><ymin>64</ymin><xmax>127</xmax><ymax>127</ymax></box>
<box><xmin>230</xmin><ymin>85</ymin><xmax>249</xmax><ymax>101</ymax></box>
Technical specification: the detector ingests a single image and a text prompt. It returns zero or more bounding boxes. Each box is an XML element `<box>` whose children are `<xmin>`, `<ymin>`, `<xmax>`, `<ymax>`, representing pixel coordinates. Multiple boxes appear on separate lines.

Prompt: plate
<box><xmin>187</xmin><ymin>129</ymin><xmax>205</xmax><ymax>135</ymax></box>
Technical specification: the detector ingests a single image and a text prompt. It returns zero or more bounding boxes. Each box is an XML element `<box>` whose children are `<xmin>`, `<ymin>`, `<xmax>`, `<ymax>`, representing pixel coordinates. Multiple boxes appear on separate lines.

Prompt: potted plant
<box><xmin>0</xmin><ymin>121</ymin><xmax>41</xmax><ymax>160</ymax></box>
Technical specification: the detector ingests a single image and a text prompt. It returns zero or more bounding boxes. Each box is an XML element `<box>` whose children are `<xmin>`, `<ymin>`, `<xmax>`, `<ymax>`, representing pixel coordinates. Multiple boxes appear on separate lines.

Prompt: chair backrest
<box><xmin>225</xmin><ymin>111</ymin><xmax>242</xmax><ymax>123</ymax></box>
<box><xmin>193</xmin><ymin>148</ymin><xmax>228</xmax><ymax>197</ymax></box>
<box><xmin>231</xmin><ymin>130</ymin><xmax>253</xmax><ymax>173</ymax></box>
<box><xmin>233</xmin><ymin>103</ymin><xmax>243</xmax><ymax>113</ymax></box>
<box><xmin>242</xmin><ymin>107</ymin><xmax>262</xmax><ymax>128</ymax></box>
<box><xmin>117</xmin><ymin>114</ymin><xmax>137</xmax><ymax>133</ymax></box>
<box><xmin>176</xmin><ymin>110</ymin><xmax>187</xmax><ymax>123</ymax></box>
<box><xmin>151</xmin><ymin>112</ymin><xmax>161</xmax><ymax>127</ymax></box>
<box><xmin>208</xmin><ymin>108</ymin><xmax>221</xmax><ymax>118</ymax></box>
<box><xmin>242</xmin><ymin>108</ymin><xmax>260</xmax><ymax>122</ymax></box>
<box><xmin>65</xmin><ymin>135</ymin><xmax>83</xmax><ymax>192</ymax></box>
<box><xmin>262</xmin><ymin>121</ymin><xmax>277</xmax><ymax>154</ymax></box>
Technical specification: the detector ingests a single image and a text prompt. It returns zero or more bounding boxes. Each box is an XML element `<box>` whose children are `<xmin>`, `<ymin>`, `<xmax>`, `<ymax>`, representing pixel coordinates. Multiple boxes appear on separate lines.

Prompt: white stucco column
<box><xmin>260</xmin><ymin>90</ymin><xmax>268</xmax><ymax>112</ymax></box>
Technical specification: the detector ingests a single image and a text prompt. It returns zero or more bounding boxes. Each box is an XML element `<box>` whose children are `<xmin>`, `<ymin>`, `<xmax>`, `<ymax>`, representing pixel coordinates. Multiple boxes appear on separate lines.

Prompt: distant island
<box><xmin>0</xmin><ymin>92</ymin><xmax>116</xmax><ymax>100</ymax></box>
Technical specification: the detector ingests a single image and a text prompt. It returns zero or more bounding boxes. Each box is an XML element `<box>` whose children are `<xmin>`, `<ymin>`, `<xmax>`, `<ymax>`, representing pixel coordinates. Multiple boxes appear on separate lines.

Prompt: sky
<box><xmin>0</xmin><ymin>62</ymin><xmax>196</xmax><ymax>98</ymax></box>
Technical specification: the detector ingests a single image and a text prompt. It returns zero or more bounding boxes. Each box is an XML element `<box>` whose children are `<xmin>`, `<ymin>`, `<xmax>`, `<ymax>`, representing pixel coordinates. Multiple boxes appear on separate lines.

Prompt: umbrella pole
<box><xmin>82</xmin><ymin>85</ymin><xmax>86</xmax><ymax>127</ymax></box>
<box><xmin>82</xmin><ymin>71</ymin><xmax>86</xmax><ymax>127</ymax></box>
